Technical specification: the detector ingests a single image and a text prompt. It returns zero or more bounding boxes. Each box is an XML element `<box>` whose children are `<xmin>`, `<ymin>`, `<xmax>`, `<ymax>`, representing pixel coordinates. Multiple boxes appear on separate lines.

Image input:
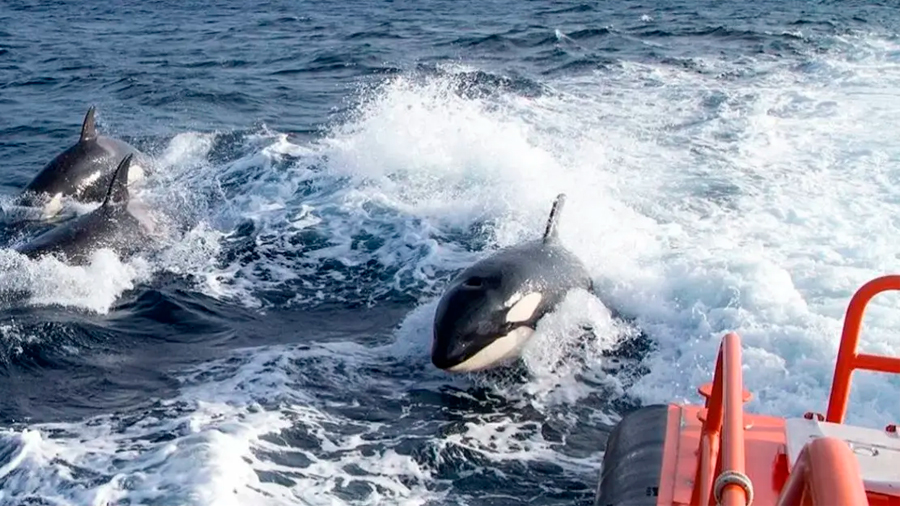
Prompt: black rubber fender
<box><xmin>594</xmin><ymin>404</ymin><xmax>669</xmax><ymax>506</ymax></box>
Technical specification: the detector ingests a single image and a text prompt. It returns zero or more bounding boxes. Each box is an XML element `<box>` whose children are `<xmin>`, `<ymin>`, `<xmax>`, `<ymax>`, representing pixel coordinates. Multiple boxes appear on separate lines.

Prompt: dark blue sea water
<box><xmin>2</xmin><ymin>0</ymin><xmax>900</xmax><ymax>504</ymax></box>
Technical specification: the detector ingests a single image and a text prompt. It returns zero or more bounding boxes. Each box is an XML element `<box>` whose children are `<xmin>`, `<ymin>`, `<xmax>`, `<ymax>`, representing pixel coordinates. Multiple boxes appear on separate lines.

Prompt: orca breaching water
<box><xmin>7</xmin><ymin>107</ymin><xmax>160</xmax><ymax>266</ymax></box>
<box><xmin>15</xmin><ymin>154</ymin><xmax>159</xmax><ymax>265</ymax></box>
<box><xmin>16</xmin><ymin>106</ymin><xmax>149</xmax><ymax>219</ymax></box>
<box><xmin>431</xmin><ymin>193</ymin><xmax>594</xmax><ymax>373</ymax></box>
<box><xmin>9</xmin><ymin>106</ymin><xmax>592</xmax><ymax>374</ymax></box>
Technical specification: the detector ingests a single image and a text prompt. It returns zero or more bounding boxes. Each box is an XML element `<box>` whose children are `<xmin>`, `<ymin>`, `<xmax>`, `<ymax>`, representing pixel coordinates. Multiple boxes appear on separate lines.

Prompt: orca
<box><xmin>18</xmin><ymin>106</ymin><xmax>149</xmax><ymax>218</ymax></box>
<box><xmin>15</xmin><ymin>154</ymin><xmax>160</xmax><ymax>265</ymax></box>
<box><xmin>431</xmin><ymin>193</ymin><xmax>594</xmax><ymax>373</ymax></box>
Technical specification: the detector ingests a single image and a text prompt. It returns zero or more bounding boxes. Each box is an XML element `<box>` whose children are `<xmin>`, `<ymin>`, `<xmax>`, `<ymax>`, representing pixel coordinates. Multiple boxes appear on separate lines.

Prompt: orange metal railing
<box><xmin>826</xmin><ymin>275</ymin><xmax>900</xmax><ymax>423</ymax></box>
<box><xmin>684</xmin><ymin>275</ymin><xmax>900</xmax><ymax>506</ymax></box>
<box><xmin>694</xmin><ymin>332</ymin><xmax>751</xmax><ymax>506</ymax></box>
<box><xmin>775</xmin><ymin>437</ymin><xmax>868</xmax><ymax>506</ymax></box>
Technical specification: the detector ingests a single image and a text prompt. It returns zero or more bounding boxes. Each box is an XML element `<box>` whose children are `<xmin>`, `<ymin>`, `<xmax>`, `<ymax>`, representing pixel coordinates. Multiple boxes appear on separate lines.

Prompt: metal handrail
<box><xmin>775</xmin><ymin>437</ymin><xmax>868</xmax><ymax>505</ymax></box>
<box><xmin>826</xmin><ymin>275</ymin><xmax>900</xmax><ymax>423</ymax></box>
<box><xmin>694</xmin><ymin>332</ymin><xmax>751</xmax><ymax>506</ymax></box>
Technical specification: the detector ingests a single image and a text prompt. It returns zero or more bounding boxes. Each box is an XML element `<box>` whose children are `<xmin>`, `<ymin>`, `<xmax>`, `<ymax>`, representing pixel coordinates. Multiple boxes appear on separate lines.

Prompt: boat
<box><xmin>594</xmin><ymin>275</ymin><xmax>900</xmax><ymax>506</ymax></box>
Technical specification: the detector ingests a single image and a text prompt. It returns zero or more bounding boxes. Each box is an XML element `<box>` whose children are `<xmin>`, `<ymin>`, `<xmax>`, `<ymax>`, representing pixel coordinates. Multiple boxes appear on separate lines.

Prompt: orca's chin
<box><xmin>436</xmin><ymin>327</ymin><xmax>535</xmax><ymax>373</ymax></box>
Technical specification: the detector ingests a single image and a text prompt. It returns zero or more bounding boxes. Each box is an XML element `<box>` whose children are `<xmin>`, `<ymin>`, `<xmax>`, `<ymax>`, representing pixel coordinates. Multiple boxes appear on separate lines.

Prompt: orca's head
<box><xmin>431</xmin><ymin>266</ymin><xmax>546</xmax><ymax>373</ymax></box>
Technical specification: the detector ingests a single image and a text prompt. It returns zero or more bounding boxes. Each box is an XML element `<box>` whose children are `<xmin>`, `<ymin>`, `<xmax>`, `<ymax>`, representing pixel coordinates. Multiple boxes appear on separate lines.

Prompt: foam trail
<box><xmin>5</xmin><ymin>25</ymin><xmax>900</xmax><ymax>506</ymax></box>
<box><xmin>242</xmin><ymin>47</ymin><xmax>900</xmax><ymax>426</ymax></box>
<box><xmin>161</xmin><ymin>45</ymin><xmax>900</xmax><ymax>427</ymax></box>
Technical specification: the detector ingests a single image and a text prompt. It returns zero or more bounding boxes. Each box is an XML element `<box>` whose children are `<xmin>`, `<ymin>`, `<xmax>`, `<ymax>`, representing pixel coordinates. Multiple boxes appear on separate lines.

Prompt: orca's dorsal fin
<box><xmin>102</xmin><ymin>154</ymin><xmax>133</xmax><ymax>207</ymax></box>
<box><xmin>80</xmin><ymin>106</ymin><xmax>97</xmax><ymax>142</ymax></box>
<box><xmin>542</xmin><ymin>193</ymin><xmax>566</xmax><ymax>244</ymax></box>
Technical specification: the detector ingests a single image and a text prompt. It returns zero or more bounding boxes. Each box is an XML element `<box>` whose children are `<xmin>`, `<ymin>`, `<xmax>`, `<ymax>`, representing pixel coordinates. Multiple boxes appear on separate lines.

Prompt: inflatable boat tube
<box><xmin>594</xmin><ymin>404</ymin><xmax>668</xmax><ymax>506</ymax></box>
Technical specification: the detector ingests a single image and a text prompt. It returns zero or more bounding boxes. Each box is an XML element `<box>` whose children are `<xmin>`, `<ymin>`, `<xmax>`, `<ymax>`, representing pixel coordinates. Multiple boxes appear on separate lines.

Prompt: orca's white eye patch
<box><xmin>128</xmin><ymin>163</ymin><xmax>146</xmax><ymax>184</ymax></box>
<box><xmin>505</xmin><ymin>292</ymin><xmax>542</xmax><ymax>323</ymax></box>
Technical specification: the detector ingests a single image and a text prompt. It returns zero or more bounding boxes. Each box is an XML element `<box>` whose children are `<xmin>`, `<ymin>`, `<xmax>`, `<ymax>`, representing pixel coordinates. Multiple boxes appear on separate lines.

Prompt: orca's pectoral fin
<box><xmin>102</xmin><ymin>154</ymin><xmax>133</xmax><ymax>207</ymax></box>
<box><xmin>542</xmin><ymin>193</ymin><xmax>566</xmax><ymax>244</ymax></box>
<box><xmin>80</xmin><ymin>106</ymin><xmax>98</xmax><ymax>142</ymax></box>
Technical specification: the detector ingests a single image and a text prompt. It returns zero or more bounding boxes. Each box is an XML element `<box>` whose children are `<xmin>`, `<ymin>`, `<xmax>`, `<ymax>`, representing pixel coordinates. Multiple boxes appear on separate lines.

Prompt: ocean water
<box><xmin>1</xmin><ymin>0</ymin><xmax>900</xmax><ymax>504</ymax></box>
